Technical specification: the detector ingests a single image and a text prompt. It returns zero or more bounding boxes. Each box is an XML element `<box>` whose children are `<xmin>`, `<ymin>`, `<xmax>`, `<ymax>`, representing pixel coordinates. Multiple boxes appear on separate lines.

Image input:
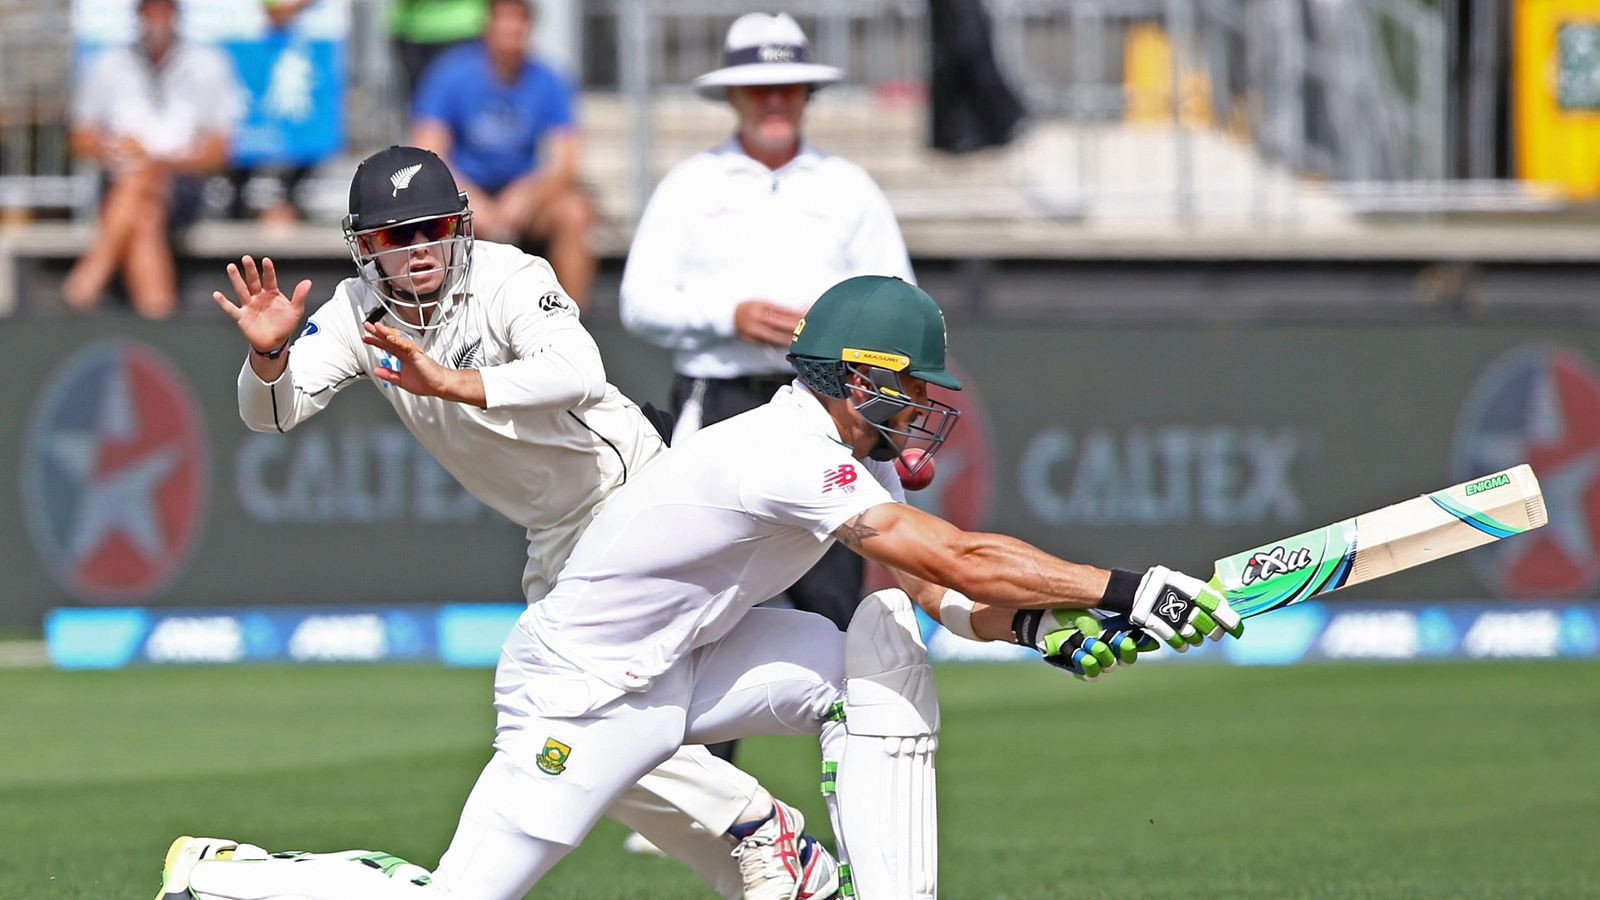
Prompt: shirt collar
<box><xmin>772</xmin><ymin>380</ymin><xmax>854</xmax><ymax>450</ymax></box>
<box><xmin>713</xmin><ymin>136</ymin><xmax>823</xmax><ymax>177</ymax></box>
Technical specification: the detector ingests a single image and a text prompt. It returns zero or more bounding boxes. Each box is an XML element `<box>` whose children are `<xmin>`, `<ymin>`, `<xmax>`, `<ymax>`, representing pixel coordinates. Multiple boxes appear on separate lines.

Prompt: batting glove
<box><xmin>1012</xmin><ymin>608</ymin><xmax>1127</xmax><ymax>680</ymax></box>
<box><xmin>1100</xmin><ymin>566</ymin><xmax>1244</xmax><ymax>651</ymax></box>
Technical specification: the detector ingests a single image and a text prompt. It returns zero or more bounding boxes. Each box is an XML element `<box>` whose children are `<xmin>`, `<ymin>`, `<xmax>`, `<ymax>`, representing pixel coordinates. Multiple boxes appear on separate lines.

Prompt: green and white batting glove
<box><xmin>1012</xmin><ymin>608</ymin><xmax>1131</xmax><ymax>680</ymax></box>
<box><xmin>1099</xmin><ymin>566</ymin><xmax>1244</xmax><ymax>651</ymax></box>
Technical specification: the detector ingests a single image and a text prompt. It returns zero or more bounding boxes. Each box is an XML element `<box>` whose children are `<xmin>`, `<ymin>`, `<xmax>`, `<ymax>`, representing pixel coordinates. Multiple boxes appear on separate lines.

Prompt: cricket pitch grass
<box><xmin>2</xmin><ymin>660</ymin><xmax>1596</xmax><ymax>898</ymax></box>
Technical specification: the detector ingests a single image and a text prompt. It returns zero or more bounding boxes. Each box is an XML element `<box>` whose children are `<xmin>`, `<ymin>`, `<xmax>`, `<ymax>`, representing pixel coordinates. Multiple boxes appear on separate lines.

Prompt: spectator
<box><xmin>618</xmin><ymin>11</ymin><xmax>913</xmax><ymax>768</ymax></box>
<box><xmin>64</xmin><ymin>0</ymin><xmax>241</xmax><ymax>318</ymax></box>
<box><xmin>409</xmin><ymin>0</ymin><xmax>595</xmax><ymax>309</ymax></box>
<box><xmin>227</xmin><ymin>0</ymin><xmax>321</xmax><ymax>226</ymax></box>
<box><xmin>390</xmin><ymin>0</ymin><xmax>487</xmax><ymax>105</ymax></box>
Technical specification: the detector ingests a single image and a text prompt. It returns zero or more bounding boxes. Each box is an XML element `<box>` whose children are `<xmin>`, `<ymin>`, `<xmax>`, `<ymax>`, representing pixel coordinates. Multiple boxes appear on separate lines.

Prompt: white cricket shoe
<box><xmin>154</xmin><ymin>836</ymin><xmax>244</xmax><ymax>900</ymax></box>
<box><xmin>796</xmin><ymin>835</ymin><xmax>841</xmax><ymax>900</ymax></box>
<box><xmin>732</xmin><ymin>799</ymin><xmax>818</xmax><ymax>900</ymax></box>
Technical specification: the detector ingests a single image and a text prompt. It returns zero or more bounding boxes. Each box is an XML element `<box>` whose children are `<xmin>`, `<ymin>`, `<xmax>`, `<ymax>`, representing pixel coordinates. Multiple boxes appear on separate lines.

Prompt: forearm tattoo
<box><xmin>834</xmin><ymin>514</ymin><xmax>879</xmax><ymax>549</ymax></box>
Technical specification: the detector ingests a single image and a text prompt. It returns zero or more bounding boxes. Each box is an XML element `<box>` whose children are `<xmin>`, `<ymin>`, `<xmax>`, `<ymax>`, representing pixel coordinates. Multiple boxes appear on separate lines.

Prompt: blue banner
<box><xmin>224</xmin><ymin>34</ymin><xmax>344</xmax><ymax>166</ymax></box>
<box><xmin>44</xmin><ymin>602</ymin><xmax>1600</xmax><ymax>669</ymax></box>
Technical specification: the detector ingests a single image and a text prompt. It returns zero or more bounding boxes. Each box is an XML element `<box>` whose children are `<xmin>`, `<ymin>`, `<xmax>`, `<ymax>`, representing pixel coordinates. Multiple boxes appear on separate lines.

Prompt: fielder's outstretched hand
<box><xmin>1113</xmin><ymin>565</ymin><xmax>1244</xmax><ymax>652</ymax></box>
<box><xmin>1013</xmin><ymin>608</ymin><xmax>1130</xmax><ymax>681</ymax></box>
<box><xmin>213</xmin><ymin>255</ymin><xmax>310</xmax><ymax>355</ymax></box>
<box><xmin>360</xmin><ymin>321</ymin><xmax>484</xmax><ymax>406</ymax></box>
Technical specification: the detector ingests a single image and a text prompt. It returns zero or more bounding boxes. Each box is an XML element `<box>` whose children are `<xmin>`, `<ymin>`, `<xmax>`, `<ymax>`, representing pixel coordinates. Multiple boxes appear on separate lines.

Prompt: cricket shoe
<box><xmin>731</xmin><ymin>799</ymin><xmax>811</xmax><ymax>900</ymax></box>
<box><xmin>154</xmin><ymin>836</ymin><xmax>265</xmax><ymax>900</ymax></box>
<box><xmin>795</xmin><ymin>835</ymin><xmax>841</xmax><ymax>900</ymax></box>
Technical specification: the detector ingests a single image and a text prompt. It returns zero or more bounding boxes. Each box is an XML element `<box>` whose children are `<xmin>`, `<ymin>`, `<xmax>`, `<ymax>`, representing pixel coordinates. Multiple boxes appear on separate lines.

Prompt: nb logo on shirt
<box><xmin>822</xmin><ymin>464</ymin><xmax>859</xmax><ymax>494</ymax></box>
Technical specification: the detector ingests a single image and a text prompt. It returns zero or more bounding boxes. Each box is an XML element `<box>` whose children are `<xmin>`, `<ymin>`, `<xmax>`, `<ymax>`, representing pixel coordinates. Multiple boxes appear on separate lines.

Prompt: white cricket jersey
<box><xmin>619</xmin><ymin>138</ymin><xmax>914</xmax><ymax>379</ymax></box>
<box><xmin>523</xmin><ymin>382</ymin><xmax>906</xmax><ymax>692</ymax></box>
<box><xmin>74</xmin><ymin>43</ymin><xmax>242</xmax><ymax>159</ymax></box>
<box><xmin>237</xmin><ymin>241</ymin><xmax>666</xmax><ymax>594</ymax></box>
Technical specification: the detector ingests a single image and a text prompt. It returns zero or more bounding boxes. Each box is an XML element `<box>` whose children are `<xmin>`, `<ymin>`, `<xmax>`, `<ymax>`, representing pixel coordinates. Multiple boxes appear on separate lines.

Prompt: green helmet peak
<box><xmin>788</xmin><ymin>275</ymin><xmax>961</xmax><ymax>398</ymax></box>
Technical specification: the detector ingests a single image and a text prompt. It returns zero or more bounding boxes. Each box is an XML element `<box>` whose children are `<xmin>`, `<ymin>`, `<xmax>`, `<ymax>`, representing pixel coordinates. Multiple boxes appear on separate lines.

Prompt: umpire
<box><xmin>621</xmin><ymin>12</ymin><xmax>914</xmax><ymax>637</ymax></box>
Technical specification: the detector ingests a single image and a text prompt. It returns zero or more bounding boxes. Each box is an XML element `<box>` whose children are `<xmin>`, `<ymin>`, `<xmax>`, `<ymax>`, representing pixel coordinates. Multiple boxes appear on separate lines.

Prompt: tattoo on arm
<box><xmin>834</xmin><ymin>514</ymin><xmax>880</xmax><ymax>550</ymax></box>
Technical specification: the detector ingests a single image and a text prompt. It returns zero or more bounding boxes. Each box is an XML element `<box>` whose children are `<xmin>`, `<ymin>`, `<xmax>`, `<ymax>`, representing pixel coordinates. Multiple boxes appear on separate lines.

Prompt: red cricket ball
<box><xmin>895</xmin><ymin>447</ymin><xmax>936</xmax><ymax>491</ymax></box>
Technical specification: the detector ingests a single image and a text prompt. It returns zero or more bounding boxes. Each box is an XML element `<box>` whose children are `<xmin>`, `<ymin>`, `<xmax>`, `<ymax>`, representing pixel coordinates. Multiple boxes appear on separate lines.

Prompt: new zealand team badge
<box><xmin>21</xmin><ymin>340</ymin><xmax>208</xmax><ymax>602</ymax></box>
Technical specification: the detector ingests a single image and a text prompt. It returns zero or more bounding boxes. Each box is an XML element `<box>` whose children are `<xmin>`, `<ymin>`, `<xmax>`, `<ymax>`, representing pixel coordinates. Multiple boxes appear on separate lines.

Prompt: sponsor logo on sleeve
<box><xmin>822</xmin><ymin>464</ymin><xmax>859</xmax><ymax>493</ymax></box>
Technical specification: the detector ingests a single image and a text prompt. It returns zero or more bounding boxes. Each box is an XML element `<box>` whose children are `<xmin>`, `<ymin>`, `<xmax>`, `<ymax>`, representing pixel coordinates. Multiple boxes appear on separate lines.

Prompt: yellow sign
<box><xmin>1514</xmin><ymin>0</ymin><xmax>1600</xmax><ymax>198</ymax></box>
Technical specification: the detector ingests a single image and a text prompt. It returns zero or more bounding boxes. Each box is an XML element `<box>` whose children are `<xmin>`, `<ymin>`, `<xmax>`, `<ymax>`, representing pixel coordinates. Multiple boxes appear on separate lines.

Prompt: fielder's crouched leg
<box><xmin>829</xmin><ymin>589</ymin><xmax>939</xmax><ymax>899</ymax></box>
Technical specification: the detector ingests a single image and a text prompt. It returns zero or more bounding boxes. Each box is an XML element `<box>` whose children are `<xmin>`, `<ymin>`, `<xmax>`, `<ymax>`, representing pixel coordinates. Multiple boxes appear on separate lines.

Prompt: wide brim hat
<box><xmin>692</xmin><ymin>12</ymin><xmax>843</xmax><ymax>100</ymax></box>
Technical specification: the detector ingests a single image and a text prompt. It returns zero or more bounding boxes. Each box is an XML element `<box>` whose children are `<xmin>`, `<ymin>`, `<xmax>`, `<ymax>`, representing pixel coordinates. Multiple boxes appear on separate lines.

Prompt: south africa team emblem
<box><xmin>536</xmin><ymin>738</ymin><xmax>571</xmax><ymax>775</ymax></box>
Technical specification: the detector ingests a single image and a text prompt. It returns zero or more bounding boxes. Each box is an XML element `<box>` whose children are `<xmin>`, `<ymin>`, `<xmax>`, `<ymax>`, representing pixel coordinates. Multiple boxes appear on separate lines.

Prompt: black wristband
<box><xmin>253</xmin><ymin>339</ymin><xmax>290</xmax><ymax>360</ymax></box>
<box><xmin>1011</xmin><ymin>609</ymin><xmax>1044</xmax><ymax>649</ymax></box>
<box><xmin>1100</xmin><ymin>568</ymin><xmax>1142</xmax><ymax>614</ymax></box>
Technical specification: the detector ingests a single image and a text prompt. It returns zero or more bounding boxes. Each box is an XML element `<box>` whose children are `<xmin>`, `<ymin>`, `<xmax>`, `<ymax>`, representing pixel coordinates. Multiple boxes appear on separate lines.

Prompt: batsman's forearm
<box><xmin>936</xmin><ymin>533</ymin><xmax>1112</xmax><ymax>611</ymax></box>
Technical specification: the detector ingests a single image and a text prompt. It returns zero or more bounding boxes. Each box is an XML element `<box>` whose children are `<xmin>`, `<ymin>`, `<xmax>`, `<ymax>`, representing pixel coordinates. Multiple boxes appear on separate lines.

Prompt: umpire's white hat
<box><xmin>692</xmin><ymin>13</ymin><xmax>843</xmax><ymax>100</ymax></box>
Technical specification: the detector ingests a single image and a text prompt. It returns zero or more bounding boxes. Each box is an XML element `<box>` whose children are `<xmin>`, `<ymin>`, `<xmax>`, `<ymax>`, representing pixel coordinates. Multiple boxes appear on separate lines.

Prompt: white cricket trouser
<box><xmin>431</xmin><ymin>606</ymin><xmax>846</xmax><ymax>899</ymax></box>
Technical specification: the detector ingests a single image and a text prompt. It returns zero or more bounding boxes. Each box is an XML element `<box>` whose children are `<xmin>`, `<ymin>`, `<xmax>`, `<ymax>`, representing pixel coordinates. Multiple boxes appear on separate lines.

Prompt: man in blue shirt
<box><xmin>410</xmin><ymin>0</ymin><xmax>595</xmax><ymax>309</ymax></box>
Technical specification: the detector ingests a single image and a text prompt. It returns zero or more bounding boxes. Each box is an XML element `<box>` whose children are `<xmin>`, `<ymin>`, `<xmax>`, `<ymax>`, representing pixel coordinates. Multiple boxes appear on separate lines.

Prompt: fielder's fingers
<box><xmin>211</xmin><ymin>290</ymin><xmax>242</xmax><ymax>320</ymax></box>
<box><xmin>226</xmin><ymin>263</ymin><xmax>249</xmax><ymax>300</ymax></box>
<box><xmin>241</xmin><ymin>256</ymin><xmax>262</xmax><ymax>294</ymax></box>
<box><xmin>261</xmin><ymin>257</ymin><xmax>280</xmax><ymax>293</ymax></box>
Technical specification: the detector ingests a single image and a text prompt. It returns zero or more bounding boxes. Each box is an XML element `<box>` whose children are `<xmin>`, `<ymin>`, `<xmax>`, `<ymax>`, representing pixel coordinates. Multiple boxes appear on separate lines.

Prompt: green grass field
<box><xmin>2</xmin><ymin>660</ymin><xmax>1597</xmax><ymax>899</ymax></box>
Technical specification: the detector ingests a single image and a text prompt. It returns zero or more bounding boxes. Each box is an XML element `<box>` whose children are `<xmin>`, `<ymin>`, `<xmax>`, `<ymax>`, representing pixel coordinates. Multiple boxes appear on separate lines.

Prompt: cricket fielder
<box><xmin>208</xmin><ymin>145</ymin><xmax>841</xmax><ymax>900</ymax></box>
<box><xmin>169</xmin><ymin>274</ymin><xmax>1242</xmax><ymax>899</ymax></box>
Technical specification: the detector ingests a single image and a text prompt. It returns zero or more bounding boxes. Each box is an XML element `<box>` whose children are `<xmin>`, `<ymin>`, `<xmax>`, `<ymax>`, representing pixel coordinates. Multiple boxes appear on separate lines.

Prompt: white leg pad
<box><xmin>187</xmin><ymin>852</ymin><xmax>434</xmax><ymax>900</ymax></box>
<box><xmin>838</xmin><ymin>589</ymin><xmax>939</xmax><ymax>900</ymax></box>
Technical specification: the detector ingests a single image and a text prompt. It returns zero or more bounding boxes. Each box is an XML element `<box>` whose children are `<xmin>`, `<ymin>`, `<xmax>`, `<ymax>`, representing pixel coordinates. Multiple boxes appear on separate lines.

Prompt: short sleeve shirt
<box><xmin>528</xmin><ymin>382</ymin><xmax>903</xmax><ymax>690</ymax></box>
<box><xmin>412</xmin><ymin>42</ymin><xmax>575</xmax><ymax>192</ymax></box>
<box><xmin>74</xmin><ymin>43</ymin><xmax>242</xmax><ymax>158</ymax></box>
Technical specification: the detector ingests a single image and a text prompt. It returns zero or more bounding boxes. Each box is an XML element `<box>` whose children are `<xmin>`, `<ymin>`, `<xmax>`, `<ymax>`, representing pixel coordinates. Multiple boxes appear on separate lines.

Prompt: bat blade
<box><xmin>1209</xmin><ymin>464</ymin><xmax>1547</xmax><ymax>619</ymax></box>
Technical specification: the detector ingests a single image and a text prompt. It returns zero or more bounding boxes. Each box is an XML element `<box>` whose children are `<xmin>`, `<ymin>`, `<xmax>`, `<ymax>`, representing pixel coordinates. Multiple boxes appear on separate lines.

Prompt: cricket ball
<box><xmin>896</xmin><ymin>448</ymin><xmax>936</xmax><ymax>491</ymax></box>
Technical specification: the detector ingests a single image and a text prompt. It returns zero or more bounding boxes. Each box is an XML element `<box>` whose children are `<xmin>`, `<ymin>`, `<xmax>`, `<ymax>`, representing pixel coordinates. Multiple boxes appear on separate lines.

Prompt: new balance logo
<box><xmin>390</xmin><ymin>164</ymin><xmax>422</xmax><ymax>197</ymax></box>
<box><xmin>822</xmin><ymin>464</ymin><xmax>858</xmax><ymax>493</ymax></box>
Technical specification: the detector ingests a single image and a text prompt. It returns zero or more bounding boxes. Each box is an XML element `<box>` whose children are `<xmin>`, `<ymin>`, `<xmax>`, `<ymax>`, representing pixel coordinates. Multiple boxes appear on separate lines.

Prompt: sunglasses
<box><xmin>366</xmin><ymin>215</ymin><xmax>462</xmax><ymax>252</ymax></box>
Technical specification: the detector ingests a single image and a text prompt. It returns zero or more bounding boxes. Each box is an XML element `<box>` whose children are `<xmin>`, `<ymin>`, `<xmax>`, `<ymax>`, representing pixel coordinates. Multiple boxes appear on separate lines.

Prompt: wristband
<box><xmin>1099</xmin><ymin>568</ymin><xmax>1142</xmax><ymax>614</ymax></box>
<box><xmin>938</xmin><ymin>590</ymin><xmax>977</xmax><ymax>641</ymax></box>
<box><xmin>253</xmin><ymin>339</ymin><xmax>290</xmax><ymax>360</ymax></box>
<box><xmin>1011</xmin><ymin>609</ymin><xmax>1044</xmax><ymax>649</ymax></box>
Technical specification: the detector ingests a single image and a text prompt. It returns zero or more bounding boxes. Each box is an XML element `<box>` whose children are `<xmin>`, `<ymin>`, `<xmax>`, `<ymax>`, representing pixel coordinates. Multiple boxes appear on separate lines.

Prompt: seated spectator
<box><xmin>390</xmin><ymin>0</ymin><xmax>488</xmax><ymax>105</ymax></box>
<box><xmin>409</xmin><ymin>0</ymin><xmax>595</xmax><ymax>308</ymax></box>
<box><xmin>64</xmin><ymin>0</ymin><xmax>241</xmax><ymax>318</ymax></box>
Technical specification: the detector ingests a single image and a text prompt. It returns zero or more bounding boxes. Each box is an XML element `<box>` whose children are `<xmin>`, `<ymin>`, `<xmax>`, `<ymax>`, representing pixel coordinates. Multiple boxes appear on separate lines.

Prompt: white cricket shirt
<box><xmin>237</xmin><ymin>241</ymin><xmax>666</xmax><ymax>593</ymax></box>
<box><xmin>74</xmin><ymin>43</ymin><xmax>242</xmax><ymax>159</ymax></box>
<box><xmin>523</xmin><ymin>382</ymin><xmax>906</xmax><ymax>692</ymax></box>
<box><xmin>619</xmin><ymin>138</ymin><xmax>914</xmax><ymax>379</ymax></box>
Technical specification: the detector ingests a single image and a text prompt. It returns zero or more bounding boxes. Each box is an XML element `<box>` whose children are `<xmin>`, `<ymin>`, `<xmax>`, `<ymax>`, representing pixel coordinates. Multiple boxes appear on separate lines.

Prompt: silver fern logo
<box><xmin>389</xmin><ymin>164</ymin><xmax>423</xmax><ymax>197</ymax></box>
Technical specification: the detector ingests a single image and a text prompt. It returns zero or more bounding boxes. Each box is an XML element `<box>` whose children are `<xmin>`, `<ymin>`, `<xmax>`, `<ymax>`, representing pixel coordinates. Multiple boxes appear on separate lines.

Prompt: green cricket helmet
<box><xmin>787</xmin><ymin>275</ymin><xmax>961</xmax><ymax>474</ymax></box>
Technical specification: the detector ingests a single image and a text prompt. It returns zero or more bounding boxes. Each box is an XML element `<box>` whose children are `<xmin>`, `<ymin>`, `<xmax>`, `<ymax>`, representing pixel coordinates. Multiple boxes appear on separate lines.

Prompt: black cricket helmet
<box><xmin>342</xmin><ymin>146</ymin><xmax>474</xmax><ymax>331</ymax></box>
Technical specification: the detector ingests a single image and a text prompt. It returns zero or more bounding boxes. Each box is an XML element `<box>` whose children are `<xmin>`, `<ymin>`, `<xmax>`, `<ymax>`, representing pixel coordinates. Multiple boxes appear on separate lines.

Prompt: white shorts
<box><xmin>482</xmin><ymin>606</ymin><xmax>844</xmax><ymax>846</ymax></box>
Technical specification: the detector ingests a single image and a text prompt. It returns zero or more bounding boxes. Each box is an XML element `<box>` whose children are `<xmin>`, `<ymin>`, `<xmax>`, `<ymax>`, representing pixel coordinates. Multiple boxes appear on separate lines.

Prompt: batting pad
<box><xmin>838</xmin><ymin>589</ymin><xmax>939</xmax><ymax>899</ymax></box>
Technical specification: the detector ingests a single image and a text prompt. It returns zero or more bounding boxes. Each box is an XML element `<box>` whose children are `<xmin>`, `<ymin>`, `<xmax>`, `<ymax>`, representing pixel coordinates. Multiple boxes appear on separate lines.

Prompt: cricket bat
<box><xmin>1209</xmin><ymin>464</ymin><xmax>1547</xmax><ymax>619</ymax></box>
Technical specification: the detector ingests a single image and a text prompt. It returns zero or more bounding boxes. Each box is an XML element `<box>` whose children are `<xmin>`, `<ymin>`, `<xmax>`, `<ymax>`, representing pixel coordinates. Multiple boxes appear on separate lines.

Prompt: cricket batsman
<box><xmin>170</xmin><ymin>274</ymin><xmax>1242</xmax><ymax>899</ymax></box>
<box><xmin>205</xmin><ymin>145</ymin><xmax>843</xmax><ymax>900</ymax></box>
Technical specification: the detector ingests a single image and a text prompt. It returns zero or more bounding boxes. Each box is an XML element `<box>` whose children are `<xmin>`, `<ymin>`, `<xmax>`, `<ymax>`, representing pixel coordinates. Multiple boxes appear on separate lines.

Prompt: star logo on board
<box><xmin>21</xmin><ymin>341</ymin><xmax>208</xmax><ymax>602</ymax></box>
<box><xmin>1453</xmin><ymin>345</ymin><xmax>1600</xmax><ymax>597</ymax></box>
